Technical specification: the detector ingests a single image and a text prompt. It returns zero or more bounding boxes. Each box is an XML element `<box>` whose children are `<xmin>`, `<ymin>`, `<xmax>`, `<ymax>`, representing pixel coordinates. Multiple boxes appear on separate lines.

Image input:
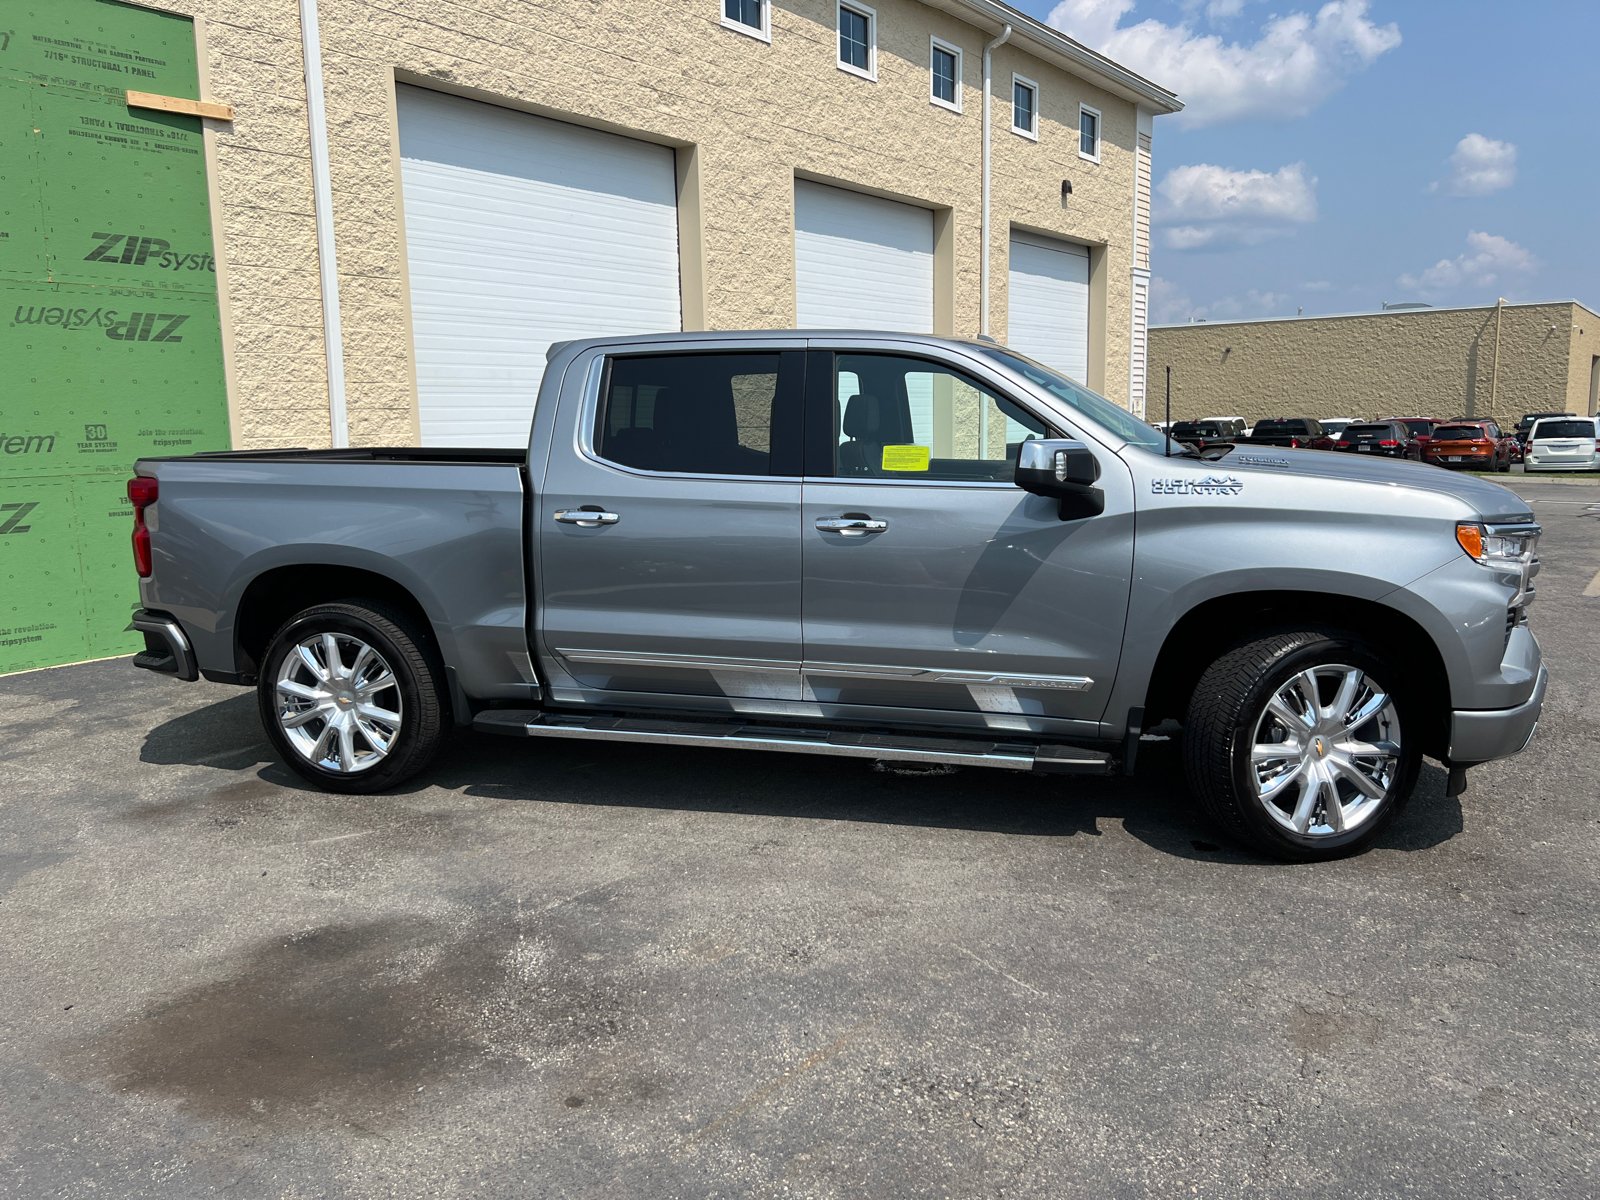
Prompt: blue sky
<box><xmin>1007</xmin><ymin>0</ymin><xmax>1597</xmax><ymax>324</ymax></box>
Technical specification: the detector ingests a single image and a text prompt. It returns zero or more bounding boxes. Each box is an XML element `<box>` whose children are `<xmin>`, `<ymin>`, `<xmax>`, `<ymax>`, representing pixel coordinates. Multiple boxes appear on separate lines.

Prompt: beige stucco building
<box><xmin>1149</xmin><ymin>300</ymin><xmax>1600</xmax><ymax>426</ymax></box>
<box><xmin>157</xmin><ymin>0</ymin><xmax>1179</xmax><ymax>448</ymax></box>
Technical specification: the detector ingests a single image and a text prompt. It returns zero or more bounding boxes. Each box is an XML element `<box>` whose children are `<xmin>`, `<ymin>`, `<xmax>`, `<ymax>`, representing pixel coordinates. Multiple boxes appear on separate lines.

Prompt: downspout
<box><xmin>1488</xmin><ymin>296</ymin><xmax>1505</xmax><ymax>420</ymax></box>
<box><xmin>300</xmin><ymin>0</ymin><xmax>349</xmax><ymax>448</ymax></box>
<box><xmin>980</xmin><ymin>23</ymin><xmax>1012</xmax><ymax>339</ymax></box>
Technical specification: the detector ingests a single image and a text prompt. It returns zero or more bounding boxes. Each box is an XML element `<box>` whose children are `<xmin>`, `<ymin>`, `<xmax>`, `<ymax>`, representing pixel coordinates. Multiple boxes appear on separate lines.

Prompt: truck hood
<box><xmin>1216</xmin><ymin>447</ymin><xmax>1534</xmax><ymax>522</ymax></box>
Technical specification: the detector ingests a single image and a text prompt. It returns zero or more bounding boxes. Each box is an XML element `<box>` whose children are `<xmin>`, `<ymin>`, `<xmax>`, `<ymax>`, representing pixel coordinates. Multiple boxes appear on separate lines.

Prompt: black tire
<box><xmin>257</xmin><ymin>600</ymin><xmax>447</xmax><ymax>794</ymax></box>
<box><xmin>1183</xmin><ymin>631</ymin><xmax>1421</xmax><ymax>861</ymax></box>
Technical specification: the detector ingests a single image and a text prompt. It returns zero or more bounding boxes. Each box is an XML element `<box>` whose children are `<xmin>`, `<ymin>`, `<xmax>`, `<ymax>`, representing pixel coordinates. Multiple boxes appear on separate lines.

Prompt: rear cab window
<box><xmin>596</xmin><ymin>352</ymin><xmax>804</xmax><ymax>476</ymax></box>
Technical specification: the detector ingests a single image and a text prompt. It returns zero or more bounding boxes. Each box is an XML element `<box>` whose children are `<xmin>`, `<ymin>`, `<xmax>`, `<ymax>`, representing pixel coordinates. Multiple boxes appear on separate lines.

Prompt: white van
<box><xmin>1525</xmin><ymin>416</ymin><xmax>1600</xmax><ymax>472</ymax></box>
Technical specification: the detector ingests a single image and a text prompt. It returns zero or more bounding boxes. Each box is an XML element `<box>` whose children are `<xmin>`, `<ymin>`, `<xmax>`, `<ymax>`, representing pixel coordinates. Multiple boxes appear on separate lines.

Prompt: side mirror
<box><xmin>1015</xmin><ymin>439</ymin><xmax>1104</xmax><ymax>521</ymax></box>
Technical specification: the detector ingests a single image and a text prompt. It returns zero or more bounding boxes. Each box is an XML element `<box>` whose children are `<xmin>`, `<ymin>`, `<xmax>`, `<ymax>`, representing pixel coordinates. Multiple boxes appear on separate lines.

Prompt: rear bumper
<box><xmin>1525</xmin><ymin>459</ymin><xmax>1598</xmax><ymax>471</ymax></box>
<box><xmin>128</xmin><ymin>610</ymin><xmax>198</xmax><ymax>682</ymax></box>
<box><xmin>1447</xmin><ymin>664</ymin><xmax>1546</xmax><ymax>765</ymax></box>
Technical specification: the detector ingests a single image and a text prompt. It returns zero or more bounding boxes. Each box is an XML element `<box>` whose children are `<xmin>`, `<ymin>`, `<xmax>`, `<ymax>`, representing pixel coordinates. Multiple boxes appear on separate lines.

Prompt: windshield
<box><xmin>1532</xmin><ymin>420</ymin><xmax>1596</xmax><ymax>439</ymax></box>
<box><xmin>1432</xmin><ymin>425</ymin><xmax>1487</xmax><ymax>440</ymax></box>
<box><xmin>974</xmin><ymin>346</ymin><xmax>1169</xmax><ymax>450</ymax></box>
<box><xmin>1398</xmin><ymin>420</ymin><xmax>1434</xmax><ymax>436</ymax></box>
<box><xmin>1345</xmin><ymin>425</ymin><xmax>1393</xmax><ymax>437</ymax></box>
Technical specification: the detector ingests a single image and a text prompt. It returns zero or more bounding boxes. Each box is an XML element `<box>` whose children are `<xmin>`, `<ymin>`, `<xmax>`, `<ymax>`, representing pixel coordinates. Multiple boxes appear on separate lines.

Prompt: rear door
<box><xmin>536</xmin><ymin>346</ymin><xmax>807</xmax><ymax>705</ymax></box>
<box><xmin>797</xmin><ymin>347</ymin><xmax>1134</xmax><ymax>734</ymax></box>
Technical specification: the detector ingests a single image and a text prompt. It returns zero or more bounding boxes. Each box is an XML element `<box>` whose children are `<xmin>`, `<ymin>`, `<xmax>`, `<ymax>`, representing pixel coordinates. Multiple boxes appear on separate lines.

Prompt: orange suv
<box><xmin>1422</xmin><ymin>420</ymin><xmax>1514</xmax><ymax>472</ymax></box>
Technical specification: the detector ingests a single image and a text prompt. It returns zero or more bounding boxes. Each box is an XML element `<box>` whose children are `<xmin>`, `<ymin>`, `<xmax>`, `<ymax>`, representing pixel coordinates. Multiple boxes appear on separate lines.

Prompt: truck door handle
<box><xmin>554</xmin><ymin>508</ymin><xmax>619</xmax><ymax>527</ymax></box>
<box><xmin>815</xmin><ymin>516</ymin><xmax>888</xmax><ymax>536</ymax></box>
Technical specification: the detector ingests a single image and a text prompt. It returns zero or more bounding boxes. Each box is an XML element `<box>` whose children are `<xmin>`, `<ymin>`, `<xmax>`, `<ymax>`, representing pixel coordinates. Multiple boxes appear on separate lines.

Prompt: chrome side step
<box><xmin>472</xmin><ymin>710</ymin><xmax>1114</xmax><ymax>775</ymax></box>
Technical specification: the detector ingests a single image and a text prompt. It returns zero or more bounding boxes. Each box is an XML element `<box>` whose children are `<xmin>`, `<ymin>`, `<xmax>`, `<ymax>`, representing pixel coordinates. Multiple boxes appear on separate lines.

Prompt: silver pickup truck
<box><xmin>127</xmin><ymin>331</ymin><xmax>1545</xmax><ymax>860</ymax></box>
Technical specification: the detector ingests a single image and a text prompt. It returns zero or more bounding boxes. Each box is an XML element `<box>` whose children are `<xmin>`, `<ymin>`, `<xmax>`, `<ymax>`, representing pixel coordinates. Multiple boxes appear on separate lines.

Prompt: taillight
<box><xmin>1379</xmin><ymin>440</ymin><xmax>1399</xmax><ymax>447</ymax></box>
<box><xmin>128</xmin><ymin>475</ymin><xmax>157</xmax><ymax>577</ymax></box>
<box><xmin>1289</xmin><ymin>437</ymin><xmax>1301</xmax><ymax>448</ymax></box>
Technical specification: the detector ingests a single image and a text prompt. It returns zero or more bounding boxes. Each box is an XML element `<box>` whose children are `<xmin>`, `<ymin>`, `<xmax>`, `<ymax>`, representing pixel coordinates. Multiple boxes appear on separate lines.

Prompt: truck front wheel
<box><xmin>257</xmin><ymin>601</ymin><xmax>446</xmax><ymax>794</ymax></box>
<box><xmin>1183</xmin><ymin>632</ymin><xmax>1421</xmax><ymax>861</ymax></box>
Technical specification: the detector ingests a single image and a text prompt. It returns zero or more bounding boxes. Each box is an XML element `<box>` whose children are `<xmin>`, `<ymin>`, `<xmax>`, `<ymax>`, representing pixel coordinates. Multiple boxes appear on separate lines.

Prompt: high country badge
<box><xmin>1152</xmin><ymin>475</ymin><xmax>1244</xmax><ymax>496</ymax></box>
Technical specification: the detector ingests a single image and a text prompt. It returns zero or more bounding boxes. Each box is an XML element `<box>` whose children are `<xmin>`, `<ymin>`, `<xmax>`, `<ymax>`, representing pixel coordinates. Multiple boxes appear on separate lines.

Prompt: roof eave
<box><xmin>925</xmin><ymin>0</ymin><xmax>1183</xmax><ymax>114</ymax></box>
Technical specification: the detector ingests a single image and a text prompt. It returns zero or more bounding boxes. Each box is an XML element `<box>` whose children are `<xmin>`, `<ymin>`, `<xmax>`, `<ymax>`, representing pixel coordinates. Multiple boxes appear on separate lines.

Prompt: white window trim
<box><xmin>1011</xmin><ymin>73</ymin><xmax>1039</xmax><ymax>141</ymax></box>
<box><xmin>837</xmin><ymin>1</ymin><xmax>877</xmax><ymax>82</ymax></box>
<box><xmin>929</xmin><ymin>35</ymin><xmax>962</xmax><ymax>113</ymax></box>
<box><xmin>719</xmin><ymin>0</ymin><xmax>771</xmax><ymax>42</ymax></box>
<box><xmin>1078</xmin><ymin>102</ymin><xmax>1102</xmax><ymax>163</ymax></box>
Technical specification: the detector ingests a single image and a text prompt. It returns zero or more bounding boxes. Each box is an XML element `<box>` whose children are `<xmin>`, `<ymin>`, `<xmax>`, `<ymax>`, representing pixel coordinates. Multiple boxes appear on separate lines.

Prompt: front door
<box><xmin>799</xmin><ymin>349</ymin><xmax>1134</xmax><ymax>734</ymax></box>
<box><xmin>536</xmin><ymin>348</ymin><xmax>806</xmax><ymax>706</ymax></box>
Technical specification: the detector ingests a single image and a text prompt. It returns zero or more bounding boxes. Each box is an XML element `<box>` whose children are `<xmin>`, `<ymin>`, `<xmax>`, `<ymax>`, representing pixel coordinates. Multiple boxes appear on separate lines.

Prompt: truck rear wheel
<box><xmin>257</xmin><ymin>601</ymin><xmax>446</xmax><ymax>794</ymax></box>
<box><xmin>1183</xmin><ymin>632</ymin><xmax>1421</xmax><ymax>861</ymax></box>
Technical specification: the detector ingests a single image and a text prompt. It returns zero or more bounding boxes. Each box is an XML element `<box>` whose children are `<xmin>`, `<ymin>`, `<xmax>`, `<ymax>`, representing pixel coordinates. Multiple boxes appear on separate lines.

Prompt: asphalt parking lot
<box><xmin>3</xmin><ymin>477</ymin><xmax>1597</xmax><ymax>1198</ymax></box>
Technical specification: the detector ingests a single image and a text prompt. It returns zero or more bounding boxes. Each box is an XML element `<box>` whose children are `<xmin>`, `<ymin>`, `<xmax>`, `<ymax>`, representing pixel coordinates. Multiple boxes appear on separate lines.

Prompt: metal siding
<box><xmin>1006</xmin><ymin>232</ymin><xmax>1090</xmax><ymax>384</ymax></box>
<box><xmin>397</xmin><ymin>86</ymin><xmax>681</xmax><ymax>447</ymax></box>
<box><xmin>1129</xmin><ymin>275</ymin><xmax>1149</xmax><ymax>417</ymax></box>
<box><xmin>1134</xmin><ymin>133</ymin><xmax>1152</xmax><ymax>273</ymax></box>
<box><xmin>794</xmin><ymin>181</ymin><xmax>935</xmax><ymax>334</ymax></box>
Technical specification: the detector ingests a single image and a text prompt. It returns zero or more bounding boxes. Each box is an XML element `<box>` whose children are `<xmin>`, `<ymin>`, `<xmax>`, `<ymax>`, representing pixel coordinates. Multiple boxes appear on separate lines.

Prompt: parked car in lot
<box><xmin>1378</xmin><ymin>416</ymin><xmax>1440</xmax><ymax>453</ymax></box>
<box><xmin>1515</xmin><ymin>411</ymin><xmax>1575</xmax><ymax>443</ymax></box>
<box><xmin>1524</xmin><ymin>416</ymin><xmax>1600</xmax><ymax>472</ymax></box>
<box><xmin>1240</xmin><ymin>418</ymin><xmax>1337</xmax><ymax>450</ymax></box>
<box><xmin>1424</xmin><ymin>420</ymin><xmax>1515</xmax><ymax>472</ymax></box>
<box><xmin>1319</xmin><ymin>417</ymin><xmax>1359</xmax><ymax>438</ymax></box>
<box><xmin>1201</xmin><ymin>416</ymin><xmax>1250</xmax><ymax>438</ymax></box>
<box><xmin>1169</xmin><ymin>420</ymin><xmax>1239</xmax><ymax>449</ymax></box>
<box><xmin>1335</xmin><ymin>421</ymin><xmax>1419</xmax><ymax>459</ymax></box>
<box><xmin>126</xmin><ymin>330</ymin><xmax>1545</xmax><ymax>861</ymax></box>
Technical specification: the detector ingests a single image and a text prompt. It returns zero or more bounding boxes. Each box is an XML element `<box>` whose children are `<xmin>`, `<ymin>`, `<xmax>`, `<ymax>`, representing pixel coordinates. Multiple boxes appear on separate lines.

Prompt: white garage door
<box><xmin>794</xmin><ymin>181</ymin><xmax>934</xmax><ymax>333</ymax></box>
<box><xmin>1007</xmin><ymin>232</ymin><xmax>1090</xmax><ymax>384</ymax></box>
<box><xmin>397</xmin><ymin>86</ymin><xmax>682</xmax><ymax>446</ymax></box>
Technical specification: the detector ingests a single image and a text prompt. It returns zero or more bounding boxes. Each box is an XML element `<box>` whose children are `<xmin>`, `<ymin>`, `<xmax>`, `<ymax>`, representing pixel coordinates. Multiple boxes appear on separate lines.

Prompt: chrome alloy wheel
<box><xmin>1249</xmin><ymin>664</ymin><xmax>1401</xmax><ymax>838</ymax></box>
<box><xmin>274</xmin><ymin>632</ymin><xmax>403</xmax><ymax>773</ymax></box>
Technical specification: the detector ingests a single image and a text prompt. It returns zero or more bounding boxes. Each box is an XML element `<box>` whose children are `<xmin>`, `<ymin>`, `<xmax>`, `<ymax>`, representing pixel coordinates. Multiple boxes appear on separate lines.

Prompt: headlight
<box><xmin>1456</xmin><ymin>522</ymin><xmax>1539</xmax><ymax>563</ymax></box>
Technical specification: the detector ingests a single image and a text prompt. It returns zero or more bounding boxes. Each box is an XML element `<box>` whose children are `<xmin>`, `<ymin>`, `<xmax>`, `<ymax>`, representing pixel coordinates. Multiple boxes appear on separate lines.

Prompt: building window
<box><xmin>1012</xmin><ymin>75</ymin><xmax>1038</xmax><ymax>139</ymax></box>
<box><xmin>838</xmin><ymin>2</ymin><xmax>876</xmax><ymax>80</ymax></box>
<box><xmin>930</xmin><ymin>37</ymin><xmax>961</xmax><ymax>111</ymax></box>
<box><xmin>721</xmin><ymin>0</ymin><xmax>770</xmax><ymax>41</ymax></box>
<box><xmin>1079</xmin><ymin>104</ymin><xmax>1101</xmax><ymax>162</ymax></box>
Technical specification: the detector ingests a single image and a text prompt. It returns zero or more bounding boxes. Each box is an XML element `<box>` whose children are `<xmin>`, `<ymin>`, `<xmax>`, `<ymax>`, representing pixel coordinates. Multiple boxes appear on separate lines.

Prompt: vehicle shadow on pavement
<box><xmin>139</xmin><ymin>690</ymin><xmax>270</xmax><ymax>772</ymax></box>
<box><xmin>135</xmin><ymin>696</ymin><xmax>1466</xmax><ymax>865</ymax></box>
<box><xmin>427</xmin><ymin>725</ymin><xmax>1466</xmax><ymax>865</ymax></box>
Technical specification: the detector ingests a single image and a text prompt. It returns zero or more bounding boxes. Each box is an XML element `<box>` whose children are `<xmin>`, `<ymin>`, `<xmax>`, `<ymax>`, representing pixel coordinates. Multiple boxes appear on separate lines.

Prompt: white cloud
<box><xmin>1151</xmin><ymin>276</ymin><xmax>1291</xmax><ymax>323</ymax></box>
<box><xmin>1302</xmin><ymin>280</ymin><xmax>1334</xmax><ymax>292</ymax></box>
<box><xmin>1396</xmin><ymin>231</ymin><xmax>1537</xmax><ymax>295</ymax></box>
<box><xmin>1156</xmin><ymin>162</ymin><xmax>1317</xmax><ymax>248</ymax></box>
<box><xmin>1432</xmin><ymin>134</ymin><xmax>1517</xmax><ymax>197</ymax></box>
<box><xmin>1046</xmin><ymin>0</ymin><xmax>1401</xmax><ymax>128</ymax></box>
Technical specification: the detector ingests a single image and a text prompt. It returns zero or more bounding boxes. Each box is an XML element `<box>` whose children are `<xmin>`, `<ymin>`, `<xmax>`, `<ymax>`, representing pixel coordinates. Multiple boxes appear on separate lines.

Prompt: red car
<box><xmin>1422</xmin><ymin>419</ymin><xmax>1515</xmax><ymax>472</ymax></box>
<box><xmin>1378</xmin><ymin>416</ymin><xmax>1439</xmax><ymax>452</ymax></box>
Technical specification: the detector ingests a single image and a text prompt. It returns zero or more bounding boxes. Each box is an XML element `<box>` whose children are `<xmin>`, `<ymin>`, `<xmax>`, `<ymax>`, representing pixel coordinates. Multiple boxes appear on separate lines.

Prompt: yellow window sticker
<box><xmin>881</xmin><ymin>444</ymin><xmax>931</xmax><ymax>472</ymax></box>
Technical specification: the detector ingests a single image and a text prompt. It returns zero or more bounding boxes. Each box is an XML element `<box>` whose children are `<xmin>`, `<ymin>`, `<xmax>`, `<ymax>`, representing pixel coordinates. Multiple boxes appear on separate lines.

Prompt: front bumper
<box><xmin>1447</xmin><ymin>664</ymin><xmax>1547</xmax><ymax>765</ymax></box>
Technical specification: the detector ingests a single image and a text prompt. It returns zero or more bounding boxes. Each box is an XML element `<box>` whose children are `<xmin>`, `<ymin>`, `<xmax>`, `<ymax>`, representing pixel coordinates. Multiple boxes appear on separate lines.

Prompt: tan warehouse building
<box><xmin>0</xmin><ymin>0</ymin><xmax>1177</xmax><ymax>674</ymax></box>
<box><xmin>1149</xmin><ymin>300</ymin><xmax>1600</xmax><ymax>427</ymax></box>
<box><xmin>91</xmin><ymin>0</ymin><xmax>1179</xmax><ymax>448</ymax></box>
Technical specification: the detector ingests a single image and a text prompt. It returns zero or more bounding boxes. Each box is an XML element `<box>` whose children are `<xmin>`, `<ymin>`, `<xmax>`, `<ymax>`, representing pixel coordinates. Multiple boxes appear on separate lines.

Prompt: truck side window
<box><xmin>823</xmin><ymin>353</ymin><xmax>1048</xmax><ymax>482</ymax></box>
<box><xmin>597</xmin><ymin>353</ymin><xmax>794</xmax><ymax>476</ymax></box>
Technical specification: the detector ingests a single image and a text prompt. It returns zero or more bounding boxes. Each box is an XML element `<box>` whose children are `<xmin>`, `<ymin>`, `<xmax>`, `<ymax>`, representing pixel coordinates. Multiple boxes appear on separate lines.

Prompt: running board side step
<box><xmin>472</xmin><ymin>710</ymin><xmax>1114</xmax><ymax>775</ymax></box>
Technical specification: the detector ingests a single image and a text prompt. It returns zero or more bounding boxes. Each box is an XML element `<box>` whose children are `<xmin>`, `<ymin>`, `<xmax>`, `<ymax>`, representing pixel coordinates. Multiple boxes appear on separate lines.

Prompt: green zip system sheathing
<box><xmin>1</xmin><ymin>0</ymin><xmax>229</xmax><ymax>674</ymax></box>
